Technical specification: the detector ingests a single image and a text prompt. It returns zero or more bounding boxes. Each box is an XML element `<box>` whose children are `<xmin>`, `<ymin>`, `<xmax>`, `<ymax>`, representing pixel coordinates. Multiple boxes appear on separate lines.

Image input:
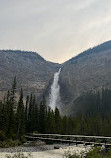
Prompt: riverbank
<box><xmin>0</xmin><ymin>144</ymin><xmax>91</xmax><ymax>158</ymax></box>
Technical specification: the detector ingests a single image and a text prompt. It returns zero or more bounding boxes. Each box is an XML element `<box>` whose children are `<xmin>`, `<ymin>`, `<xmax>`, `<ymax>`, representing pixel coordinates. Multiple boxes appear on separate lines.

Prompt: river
<box><xmin>0</xmin><ymin>144</ymin><xmax>91</xmax><ymax>158</ymax></box>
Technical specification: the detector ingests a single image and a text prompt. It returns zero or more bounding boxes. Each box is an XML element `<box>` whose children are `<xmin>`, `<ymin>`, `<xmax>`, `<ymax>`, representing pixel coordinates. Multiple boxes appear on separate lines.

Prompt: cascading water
<box><xmin>49</xmin><ymin>68</ymin><xmax>61</xmax><ymax>110</ymax></box>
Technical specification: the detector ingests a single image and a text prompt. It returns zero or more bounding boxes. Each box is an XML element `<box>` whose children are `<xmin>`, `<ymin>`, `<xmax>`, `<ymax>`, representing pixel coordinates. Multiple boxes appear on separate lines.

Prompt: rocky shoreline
<box><xmin>0</xmin><ymin>141</ymin><xmax>70</xmax><ymax>153</ymax></box>
<box><xmin>0</xmin><ymin>142</ymin><xmax>91</xmax><ymax>158</ymax></box>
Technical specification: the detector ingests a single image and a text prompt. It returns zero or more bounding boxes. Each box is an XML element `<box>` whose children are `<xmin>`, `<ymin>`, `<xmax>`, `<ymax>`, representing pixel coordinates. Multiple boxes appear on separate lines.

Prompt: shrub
<box><xmin>33</xmin><ymin>131</ymin><xmax>39</xmax><ymax>134</ymax></box>
<box><xmin>0</xmin><ymin>139</ymin><xmax>21</xmax><ymax>148</ymax></box>
<box><xmin>85</xmin><ymin>147</ymin><xmax>102</xmax><ymax>158</ymax></box>
<box><xmin>20</xmin><ymin>136</ymin><xmax>27</xmax><ymax>144</ymax></box>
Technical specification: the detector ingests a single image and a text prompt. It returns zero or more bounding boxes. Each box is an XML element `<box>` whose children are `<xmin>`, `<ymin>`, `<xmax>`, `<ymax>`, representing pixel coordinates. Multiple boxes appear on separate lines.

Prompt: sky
<box><xmin>0</xmin><ymin>0</ymin><xmax>111</xmax><ymax>63</ymax></box>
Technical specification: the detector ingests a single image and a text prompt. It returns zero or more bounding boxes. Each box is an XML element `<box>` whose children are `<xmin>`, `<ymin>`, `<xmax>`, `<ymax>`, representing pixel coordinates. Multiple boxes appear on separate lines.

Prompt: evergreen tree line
<box><xmin>1</xmin><ymin>78</ymin><xmax>111</xmax><ymax>143</ymax></box>
<box><xmin>74</xmin><ymin>88</ymin><xmax>111</xmax><ymax>118</ymax></box>
<box><xmin>0</xmin><ymin>78</ymin><xmax>77</xmax><ymax>141</ymax></box>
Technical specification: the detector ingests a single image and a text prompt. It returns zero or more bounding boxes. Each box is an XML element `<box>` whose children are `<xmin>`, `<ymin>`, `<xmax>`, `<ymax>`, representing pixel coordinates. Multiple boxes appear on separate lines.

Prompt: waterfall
<box><xmin>49</xmin><ymin>68</ymin><xmax>61</xmax><ymax>110</ymax></box>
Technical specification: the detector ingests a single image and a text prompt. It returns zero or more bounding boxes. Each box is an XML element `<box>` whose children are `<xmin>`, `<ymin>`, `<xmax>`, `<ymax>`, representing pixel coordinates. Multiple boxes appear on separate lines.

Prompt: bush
<box><xmin>7</xmin><ymin>131</ymin><xmax>17</xmax><ymax>140</ymax></box>
<box><xmin>0</xmin><ymin>139</ymin><xmax>21</xmax><ymax>148</ymax></box>
<box><xmin>85</xmin><ymin>147</ymin><xmax>102</xmax><ymax>158</ymax></box>
<box><xmin>20</xmin><ymin>136</ymin><xmax>27</xmax><ymax>144</ymax></box>
<box><xmin>33</xmin><ymin>131</ymin><xmax>39</xmax><ymax>134</ymax></box>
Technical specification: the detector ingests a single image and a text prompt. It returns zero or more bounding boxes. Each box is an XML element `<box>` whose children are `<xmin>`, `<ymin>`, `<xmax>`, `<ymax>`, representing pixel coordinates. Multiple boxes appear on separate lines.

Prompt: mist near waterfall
<box><xmin>49</xmin><ymin>68</ymin><xmax>61</xmax><ymax>110</ymax></box>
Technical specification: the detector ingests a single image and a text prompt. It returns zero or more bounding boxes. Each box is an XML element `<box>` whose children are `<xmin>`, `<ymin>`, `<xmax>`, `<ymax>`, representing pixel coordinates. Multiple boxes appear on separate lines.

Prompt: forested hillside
<box><xmin>60</xmin><ymin>41</ymin><xmax>111</xmax><ymax>115</ymax></box>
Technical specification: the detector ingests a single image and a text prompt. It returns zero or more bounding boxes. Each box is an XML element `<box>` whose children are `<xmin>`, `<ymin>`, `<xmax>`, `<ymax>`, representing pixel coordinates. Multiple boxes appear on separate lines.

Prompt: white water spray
<box><xmin>49</xmin><ymin>68</ymin><xmax>61</xmax><ymax>110</ymax></box>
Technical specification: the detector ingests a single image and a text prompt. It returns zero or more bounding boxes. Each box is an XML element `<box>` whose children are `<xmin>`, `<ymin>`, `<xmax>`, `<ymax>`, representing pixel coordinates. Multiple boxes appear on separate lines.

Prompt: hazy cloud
<box><xmin>0</xmin><ymin>0</ymin><xmax>111</xmax><ymax>63</ymax></box>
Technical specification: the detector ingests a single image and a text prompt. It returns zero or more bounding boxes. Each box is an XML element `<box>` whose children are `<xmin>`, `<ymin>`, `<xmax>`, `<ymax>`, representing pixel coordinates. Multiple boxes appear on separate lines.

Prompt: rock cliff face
<box><xmin>0</xmin><ymin>50</ymin><xmax>60</xmax><ymax>100</ymax></box>
<box><xmin>60</xmin><ymin>41</ymin><xmax>111</xmax><ymax>115</ymax></box>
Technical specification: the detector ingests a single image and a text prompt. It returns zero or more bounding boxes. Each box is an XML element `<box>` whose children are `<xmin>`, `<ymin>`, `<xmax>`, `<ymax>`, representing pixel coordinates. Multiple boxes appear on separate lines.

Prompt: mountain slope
<box><xmin>0</xmin><ymin>50</ymin><xmax>60</xmax><ymax>99</ymax></box>
<box><xmin>1</xmin><ymin>41</ymin><xmax>111</xmax><ymax>116</ymax></box>
<box><xmin>60</xmin><ymin>40</ymin><xmax>111</xmax><ymax>115</ymax></box>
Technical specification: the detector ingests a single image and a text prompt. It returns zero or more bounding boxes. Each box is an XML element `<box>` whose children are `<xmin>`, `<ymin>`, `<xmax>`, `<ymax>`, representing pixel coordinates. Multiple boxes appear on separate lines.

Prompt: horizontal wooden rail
<box><xmin>25</xmin><ymin>133</ymin><xmax>111</xmax><ymax>148</ymax></box>
<box><xmin>26</xmin><ymin>133</ymin><xmax>111</xmax><ymax>140</ymax></box>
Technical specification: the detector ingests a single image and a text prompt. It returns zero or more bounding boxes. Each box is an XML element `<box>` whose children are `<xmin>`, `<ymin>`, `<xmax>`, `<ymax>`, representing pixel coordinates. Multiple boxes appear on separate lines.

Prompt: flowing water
<box><xmin>49</xmin><ymin>68</ymin><xmax>61</xmax><ymax>110</ymax></box>
<box><xmin>0</xmin><ymin>145</ymin><xmax>91</xmax><ymax>158</ymax></box>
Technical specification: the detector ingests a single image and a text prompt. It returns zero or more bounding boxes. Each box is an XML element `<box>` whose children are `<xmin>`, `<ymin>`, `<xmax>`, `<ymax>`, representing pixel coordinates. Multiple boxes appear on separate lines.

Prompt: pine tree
<box><xmin>8</xmin><ymin>96</ymin><xmax>16</xmax><ymax>138</ymax></box>
<box><xmin>17</xmin><ymin>88</ymin><xmax>25</xmax><ymax>138</ymax></box>
<box><xmin>32</xmin><ymin>95</ymin><xmax>36</xmax><ymax>131</ymax></box>
<box><xmin>55</xmin><ymin>107</ymin><xmax>62</xmax><ymax>134</ymax></box>
<box><xmin>46</xmin><ymin>107</ymin><xmax>55</xmax><ymax>133</ymax></box>
<box><xmin>67</xmin><ymin>116</ymin><xmax>75</xmax><ymax>134</ymax></box>
<box><xmin>0</xmin><ymin>101</ymin><xmax>6</xmax><ymax>132</ymax></box>
<box><xmin>10</xmin><ymin>76</ymin><xmax>17</xmax><ymax>110</ymax></box>
<box><xmin>6</xmin><ymin>77</ymin><xmax>17</xmax><ymax>138</ymax></box>
<box><xmin>39</xmin><ymin>97</ymin><xmax>47</xmax><ymax>133</ymax></box>
<box><xmin>5</xmin><ymin>91</ymin><xmax>11</xmax><ymax>135</ymax></box>
<box><xmin>62</xmin><ymin>115</ymin><xmax>68</xmax><ymax>134</ymax></box>
<box><xmin>25</xmin><ymin>95</ymin><xmax>29</xmax><ymax>133</ymax></box>
<box><xmin>50</xmin><ymin>110</ymin><xmax>56</xmax><ymax>133</ymax></box>
<box><xmin>27</xmin><ymin>94</ymin><xmax>33</xmax><ymax>133</ymax></box>
<box><xmin>34</xmin><ymin>102</ymin><xmax>39</xmax><ymax>132</ymax></box>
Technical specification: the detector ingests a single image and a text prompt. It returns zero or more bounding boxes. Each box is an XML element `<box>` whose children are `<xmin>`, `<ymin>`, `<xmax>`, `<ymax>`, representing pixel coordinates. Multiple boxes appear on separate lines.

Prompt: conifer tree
<box><xmin>6</xmin><ymin>77</ymin><xmax>17</xmax><ymax>138</ymax></box>
<box><xmin>39</xmin><ymin>97</ymin><xmax>47</xmax><ymax>133</ymax></box>
<box><xmin>10</xmin><ymin>76</ymin><xmax>16</xmax><ymax>108</ymax></box>
<box><xmin>62</xmin><ymin>115</ymin><xmax>68</xmax><ymax>134</ymax></box>
<box><xmin>32</xmin><ymin>95</ymin><xmax>36</xmax><ymax>131</ymax></box>
<box><xmin>46</xmin><ymin>107</ymin><xmax>55</xmax><ymax>133</ymax></box>
<box><xmin>17</xmin><ymin>88</ymin><xmax>25</xmax><ymax>138</ymax></box>
<box><xmin>55</xmin><ymin>107</ymin><xmax>62</xmax><ymax>134</ymax></box>
<box><xmin>0</xmin><ymin>101</ymin><xmax>6</xmax><ymax>132</ymax></box>
<box><xmin>8</xmin><ymin>95</ymin><xmax>16</xmax><ymax>138</ymax></box>
<box><xmin>34</xmin><ymin>102</ymin><xmax>39</xmax><ymax>132</ymax></box>
<box><xmin>25</xmin><ymin>95</ymin><xmax>29</xmax><ymax>132</ymax></box>
<box><xmin>27</xmin><ymin>94</ymin><xmax>34</xmax><ymax>133</ymax></box>
<box><xmin>5</xmin><ymin>91</ymin><xmax>11</xmax><ymax>134</ymax></box>
<box><xmin>50</xmin><ymin>110</ymin><xmax>56</xmax><ymax>133</ymax></box>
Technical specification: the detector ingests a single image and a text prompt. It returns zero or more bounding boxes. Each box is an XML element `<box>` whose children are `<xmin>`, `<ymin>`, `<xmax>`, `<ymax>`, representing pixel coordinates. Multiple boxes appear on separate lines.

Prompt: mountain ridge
<box><xmin>1</xmin><ymin>40</ymin><xmax>111</xmax><ymax>116</ymax></box>
<box><xmin>0</xmin><ymin>49</ymin><xmax>60</xmax><ymax>100</ymax></box>
<box><xmin>63</xmin><ymin>40</ymin><xmax>111</xmax><ymax>65</ymax></box>
<box><xmin>60</xmin><ymin>40</ymin><xmax>111</xmax><ymax>115</ymax></box>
